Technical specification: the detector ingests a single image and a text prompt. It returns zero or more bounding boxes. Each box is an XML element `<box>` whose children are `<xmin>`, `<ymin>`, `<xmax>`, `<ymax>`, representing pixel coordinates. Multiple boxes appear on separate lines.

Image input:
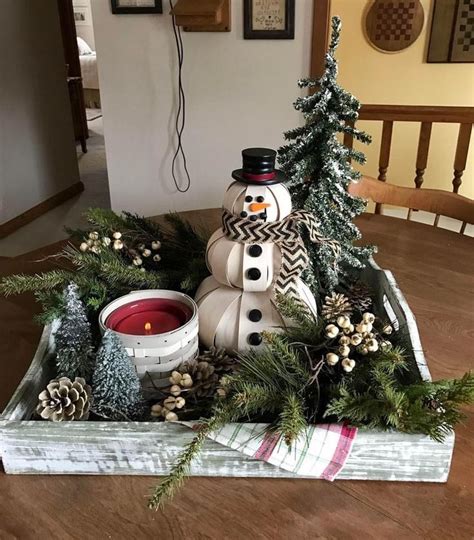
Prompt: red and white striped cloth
<box><xmin>186</xmin><ymin>422</ymin><xmax>357</xmax><ymax>480</ymax></box>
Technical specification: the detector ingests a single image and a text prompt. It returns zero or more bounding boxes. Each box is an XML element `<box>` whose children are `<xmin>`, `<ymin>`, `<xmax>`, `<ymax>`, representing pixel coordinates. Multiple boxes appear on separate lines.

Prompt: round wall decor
<box><xmin>365</xmin><ymin>0</ymin><xmax>425</xmax><ymax>53</ymax></box>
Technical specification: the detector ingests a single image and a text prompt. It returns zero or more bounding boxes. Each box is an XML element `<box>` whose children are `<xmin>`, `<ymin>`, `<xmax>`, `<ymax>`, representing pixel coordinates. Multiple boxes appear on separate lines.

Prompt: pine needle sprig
<box><xmin>276</xmin><ymin>392</ymin><xmax>308</xmax><ymax>446</ymax></box>
<box><xmin>0</xmin><ymin>270</ymin><xmax>74</xmax><ymax>296</ymax></box>
<box><xmin>147</xmin><ymin>402</ymin><xmax>236</xmax><ymax>510</ymax></box>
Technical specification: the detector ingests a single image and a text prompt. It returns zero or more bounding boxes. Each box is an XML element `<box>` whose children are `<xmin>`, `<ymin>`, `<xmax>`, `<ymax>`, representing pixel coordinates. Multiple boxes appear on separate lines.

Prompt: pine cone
<box><xmin>36</xmin><ymin>377</ymin><xmax>91</xmax><ymax>421</ymax></box>
<box><xmin>346</xmin><ymin>282</ymin><xmax>373</xmax><ymax>313</ymax></box>
<box><xmin>199</xmin><ymin>346</ymin><xmax>237</xmax><ymax>376</ymax></box>
<box><xmin>321</xmin><ymin>292</ymin><xmax>352</xmax><ymax>321</ymax></box>
<box><xmin>179</xmin><ymin>358</ymin><xmax>220</xmax><ymax>398</ymax></box>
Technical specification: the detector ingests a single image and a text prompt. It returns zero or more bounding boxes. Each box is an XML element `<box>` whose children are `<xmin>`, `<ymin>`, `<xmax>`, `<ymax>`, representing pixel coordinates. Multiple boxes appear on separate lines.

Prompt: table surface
<box><xmin>0</xmin><ymin>211</ymin><xmax>473</xmax><ymax>540</ymax></box>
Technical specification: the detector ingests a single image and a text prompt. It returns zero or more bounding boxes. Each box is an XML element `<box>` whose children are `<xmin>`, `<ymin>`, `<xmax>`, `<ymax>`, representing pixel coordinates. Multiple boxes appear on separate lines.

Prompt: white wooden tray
<box><xmin>0</xmin><ymin>260</ymin><xmax>454</xmax><ymax>481</ymax></box>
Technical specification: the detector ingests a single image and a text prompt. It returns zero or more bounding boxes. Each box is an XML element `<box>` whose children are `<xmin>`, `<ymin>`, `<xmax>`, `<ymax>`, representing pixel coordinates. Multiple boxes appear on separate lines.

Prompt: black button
<box><xmin>249</xmin><ymin>215</ymin><xmax>257</xmax><ymax>221</ymax></box>
<box><xmin>247</xmin><ymin>268</ymin><xmax>261</xmax><ymax>280</ymax></box>
<box><xmin>248</xmin><ymin>245</ymin><xmax>263</xmax><ymax>257</ymax></box>
<box><xmin>240</xmin><ymin>211</ymin><xmax>248</xmax><ymax>218</ymax></box>
<box><xmin>245</xmin><ymin>195</ymin><xmax>253</xmax><ymax>202</ymax></box>
<box><xmin>248</xmin><ymin>309</ymin><xmax>262</xmax><ymax>322</ymax></box>
<box><xmin>256</xmin><ymin>196</ymin><xmax>264</xmax><ymax>202</ymax></box>
<box><xmin>248</xmin><ymin>333</ymin><xmax>262</xmax><ymax>346</ymax></box>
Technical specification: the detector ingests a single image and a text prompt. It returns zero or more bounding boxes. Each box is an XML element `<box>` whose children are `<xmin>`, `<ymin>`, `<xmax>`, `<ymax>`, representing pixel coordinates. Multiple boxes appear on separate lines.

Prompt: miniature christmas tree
<box><xmin>92</xmin><ymin>329</ymin><xmax>144</xmax><ymax>420</ymax></box>
<box><xmin>278</xmin><ymin>16</ymin><xmax>375</xmax><ymax>295</ymax></box>
<box><xmin>55</xmin><ymin>283</ymin><xmax>94</xmax><ymax>380</ymax></box>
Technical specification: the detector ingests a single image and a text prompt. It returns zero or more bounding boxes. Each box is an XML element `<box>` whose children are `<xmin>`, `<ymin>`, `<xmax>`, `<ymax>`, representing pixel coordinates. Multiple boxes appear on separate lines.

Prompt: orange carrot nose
<box><xmin>249</xmin><ymin>202</ymin><xmax>271</xmax><ymax>212</ymax></box>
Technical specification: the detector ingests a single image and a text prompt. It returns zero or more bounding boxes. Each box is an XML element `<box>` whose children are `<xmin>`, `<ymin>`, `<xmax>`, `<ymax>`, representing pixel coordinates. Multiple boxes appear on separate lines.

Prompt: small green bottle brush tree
<box><xmin>279</xmin><ymin>16</ymin><xmax>375</xmax><ymax>296</ymax></box>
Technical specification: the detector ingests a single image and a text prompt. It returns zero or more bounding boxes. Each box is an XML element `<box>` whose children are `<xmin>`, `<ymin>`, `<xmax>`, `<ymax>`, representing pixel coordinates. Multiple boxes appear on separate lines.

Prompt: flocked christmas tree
<box><xmin>55</xmin><ymin>282</ymin><xmax>94</xmax><ymax>380</ymax></box>
<box><xmin>278</xmin><ymin>16</ymin><xmax>375</xmax><ymax>295</ymax></box>
<box><xmin>92</xmin><ymin>329</ymin><xmax>143</xmax><ymax>420</ymax></box>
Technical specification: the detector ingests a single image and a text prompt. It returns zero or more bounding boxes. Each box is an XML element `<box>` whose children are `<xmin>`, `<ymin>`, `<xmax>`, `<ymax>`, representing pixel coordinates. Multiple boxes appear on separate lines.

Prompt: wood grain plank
<box><xmin>359</xmin><ymin>105</ymin><xmax>474</xmax><ymax>124</ymax></box>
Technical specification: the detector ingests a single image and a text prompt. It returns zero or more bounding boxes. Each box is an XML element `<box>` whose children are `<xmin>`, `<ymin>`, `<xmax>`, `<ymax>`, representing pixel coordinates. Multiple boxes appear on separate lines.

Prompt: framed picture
<box><xmin>73</xmin><ymin>7</ymin><xmax>92</xmax><ymax>26</ymax></box>
<box><xmin>111</xmin><ymin>0</ymin><xmax>163</xmax><ymax>15</ymax></box>
<box><xmin>244</xmin><ymin>0</ymin><xmax>295</xmax><ymax>39</ymax></box>
<box><xmin>427</xmin><ymin>0</ymin><xmax>474</xmax><ymax>63</ymax></box>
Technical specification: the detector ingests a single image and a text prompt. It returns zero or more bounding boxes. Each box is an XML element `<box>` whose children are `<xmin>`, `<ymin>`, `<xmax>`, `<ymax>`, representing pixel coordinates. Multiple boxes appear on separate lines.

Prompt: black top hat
<box><xmin>231</xmin><ymin>148</ymin><xmax>287</xmax><ymax>185</ymax></box>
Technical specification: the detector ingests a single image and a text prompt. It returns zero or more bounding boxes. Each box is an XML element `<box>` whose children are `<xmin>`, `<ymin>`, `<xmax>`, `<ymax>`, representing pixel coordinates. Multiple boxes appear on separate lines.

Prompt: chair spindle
<box><xmin>452</xmin><ymin>123</ymin><xmax>472</xmax><ymax>193</ymax></box>
<box><xmin>376</xmin><ymin>120</ymin><xmax>393</xmax><ymax>214</ymax></box>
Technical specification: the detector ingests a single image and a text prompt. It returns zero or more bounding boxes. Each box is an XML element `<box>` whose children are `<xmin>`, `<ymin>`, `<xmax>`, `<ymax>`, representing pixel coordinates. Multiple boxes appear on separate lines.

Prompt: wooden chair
<box><xmin>349</xmin><ymin>175</ymin><xmax>474</xmax><ymax>234</ymax></box>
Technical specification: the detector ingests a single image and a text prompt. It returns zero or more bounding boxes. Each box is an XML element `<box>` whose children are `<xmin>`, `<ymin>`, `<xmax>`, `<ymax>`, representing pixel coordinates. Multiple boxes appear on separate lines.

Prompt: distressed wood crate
<box><xmin>0</xmin><ymin>260</ymin><xmax>455</xmax><ymax>481</ymax></box>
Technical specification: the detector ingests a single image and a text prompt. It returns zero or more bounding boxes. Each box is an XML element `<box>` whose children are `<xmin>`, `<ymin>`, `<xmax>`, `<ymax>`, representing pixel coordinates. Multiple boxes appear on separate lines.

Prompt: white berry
<box><xmin>133</xmin><ymin>257</ymin><xmax>143</xmax><ymax>266</ymax></box>
<box><xmin>175</xmin><ymin>397</ymin><xmax>186</xmax><ymax>409</ymax></box>
<box><xmin>112</xmin><ymin>231</ymin><xmax>122</xmax><ymax>240</ymax></box>
<box><xmin>89</xmin><ymin>231</ymin><xmax>99</xmax><ymax>241</ymax></box>
<box><xmin>142</xmin><ymin>249</ymin><xmax>152</xmax><ymax>257</ymax></box>
<box><xmin>362</xmin><ymin>312</ymin><xmax>375</xmax><ymax>324</ymax></box>
<box><xmin>113</xmin><ymin>240</ymin><xmax>123</xmax><ymax>250</ymax></box>
<box><xmin>152</xmin><ymin>241</ymin><xmax>161</xmax><ymax>250</ymax></box>
<box><xmin>170</xmin><ymin>385</ymin><xmax>181</xmax><ymax>397</ymax></box>
<box><xmin>169</xmin><ymin>371</ymin><xmax>182</xmax><ymax>385</ymax></box>
<box><xmin>165</xmin><ymin>411</ymin><xmax>178</xmax><ymax>422</ymax></box>
<box><xmin>150</xmin><ymin>404</ymin><xmax>163</xmax><ymax>417</ymax></box>
<box><xmin>383</xmin><ymin>324</ymin><xmax>393</xmax><ymax>335</ymax></box>
<box><xmin>80</xmin><ymin>242</ymin><xmax>89</xmax><ymax>252</ymax></box>
<box><xmin>102</xmin><ymin>237</ymin><xmax>111</xmax><ymax>246</ymax></box>
<box><xmin>351</xmin><ymin>333</ymin><xmax>363</xmax><ymax>346</ymax></box>
<box><xmin>326</xmin><ymin>352</ymin><xmax>339</xmax><ymax>366</ymax></box>
<box><xmin>325</xmin><ymin>324</ymin><xmax>339</xmax><ymax>339</ymax></box>
<box><xmin>153</xmin><ymin>254</ymin><xmax>161</xmax><ymax>262</ymax></box>
<box><xmin>342</xmin><ymin>358</ymin><xmax>356</xmax><ymax>373</ymax></box>
<box><xmin>181</xmin><ymin>374</ymin><xmax>193</xmax><ymax>388</ymax></box>
<box><xmin>339</xmin><ymin>344</ymin><xmax>351</xmax><ymax>357</ymax></box>
<box><xmin>337</xmin><ymin>315</ymin><xmax>351</xmax><ymax>329</ymax></box>
<box><xmin>339</xmin><ymin>336</ymin><xmax>351</xmax><ymax>345</ymax></box>
<box><xmin>367</xmin><ymin>338</ymin><xmax>379</xmax><ymax>352</ymax></box>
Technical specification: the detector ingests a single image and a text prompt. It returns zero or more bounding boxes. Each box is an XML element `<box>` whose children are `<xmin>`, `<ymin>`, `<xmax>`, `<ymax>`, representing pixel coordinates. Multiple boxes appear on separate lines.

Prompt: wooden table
<box><xmin>0</xmin><ymin>212</ymin><xmax>473</xmax><ymax>539</ymax></box>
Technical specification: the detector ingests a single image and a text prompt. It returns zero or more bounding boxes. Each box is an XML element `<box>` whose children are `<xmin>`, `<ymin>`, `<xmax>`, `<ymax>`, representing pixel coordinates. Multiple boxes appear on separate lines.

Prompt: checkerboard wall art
<box><xmin>365</xmin><ymin>0</ymin><xmax>425</xmax><ymax>53</ymax></box>
<box><xmin>428</xmin><ymin>0</ymin><xmax>474</xmax><ymax>62</ymax></box>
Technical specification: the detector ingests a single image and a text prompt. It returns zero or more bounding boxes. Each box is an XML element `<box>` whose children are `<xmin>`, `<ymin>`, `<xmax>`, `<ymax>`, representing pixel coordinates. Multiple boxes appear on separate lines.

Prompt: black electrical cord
<box><xmin>170</xmin><ymin>0</ymin><xmax>191</xmax><ymax>193</ymax></box>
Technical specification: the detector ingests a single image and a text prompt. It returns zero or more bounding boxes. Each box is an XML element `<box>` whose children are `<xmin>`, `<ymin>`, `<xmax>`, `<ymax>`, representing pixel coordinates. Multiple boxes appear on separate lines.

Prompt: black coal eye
<box><xmin>245</xmin><ymin>195</ymin><xmax>253</xmax><ymax>202</ymax></box>
<box><xmin>258</xmin><ymin>212</ymin><xmax>266</xmax><ymax>219</ymax></box>
<box><xmin>256</xmin><ymin>196</ymin><xmax>264</xmax><ymax>203</ymax></box>
<box><xmin>240</xmin><ymin>211</ymin><xmax>248</xmax><ymax>218</ymax></box>
<box><xmin>249</xmin><ymin>215</ymin><xmax>258</xmax><ymax>221</ymax></box>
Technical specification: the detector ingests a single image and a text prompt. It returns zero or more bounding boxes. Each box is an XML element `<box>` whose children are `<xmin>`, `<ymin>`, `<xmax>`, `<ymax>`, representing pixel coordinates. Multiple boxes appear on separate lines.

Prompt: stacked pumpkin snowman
<box><xmin>196</xmin><ymin>148</ymin><xmax>317</xmax><ymax>353</ymax></box>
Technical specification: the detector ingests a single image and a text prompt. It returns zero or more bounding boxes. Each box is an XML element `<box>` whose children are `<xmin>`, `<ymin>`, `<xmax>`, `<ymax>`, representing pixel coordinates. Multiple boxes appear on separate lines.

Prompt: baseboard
<box><xmin>0</xmin><ymin>181</ymin><xmax>84</xmax><ymax>239</ymax></box>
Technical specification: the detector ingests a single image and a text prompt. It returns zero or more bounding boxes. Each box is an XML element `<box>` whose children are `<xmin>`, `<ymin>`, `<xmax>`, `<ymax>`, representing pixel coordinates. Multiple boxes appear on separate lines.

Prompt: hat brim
<box><xmin>231</xmin><ymin>169</ymin><xmax>287</xmax><ymax>185</ymax></box>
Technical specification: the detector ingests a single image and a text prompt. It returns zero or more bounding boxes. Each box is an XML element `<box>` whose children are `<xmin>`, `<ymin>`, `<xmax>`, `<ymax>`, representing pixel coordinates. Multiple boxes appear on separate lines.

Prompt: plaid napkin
<box><xmin>184</xmin><ymin>422</ymin><xmax>357</xmax><ymax>480</ymax></box>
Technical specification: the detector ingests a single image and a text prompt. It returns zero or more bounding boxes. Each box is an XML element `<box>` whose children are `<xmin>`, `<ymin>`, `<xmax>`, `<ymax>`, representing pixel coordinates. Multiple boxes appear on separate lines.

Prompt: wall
<box><xmin>0</xmin><ymin>0</ymin><xmax>79</xmax><ymax>225</ymax></box>
<box><xmin>331</xmin><ymin>0</ymin><xmax>474</xmax><ymax>199</ymax></box>
<box><xmin>91</xmin><ymin>0</ymin><xmax>313</xmax><ymax>216</ymax></box>
<box><xmin>73</xmin><ymin>0</ymin><xmax>96</xmax><ymax>50</ymax></box>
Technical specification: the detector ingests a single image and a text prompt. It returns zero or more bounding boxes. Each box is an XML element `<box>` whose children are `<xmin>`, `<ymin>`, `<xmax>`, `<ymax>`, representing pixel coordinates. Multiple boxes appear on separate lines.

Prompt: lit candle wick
<box><xmin>144</xmin><ymin>322</ymin><xmax>152</xmax><ymax>334</ymax></box>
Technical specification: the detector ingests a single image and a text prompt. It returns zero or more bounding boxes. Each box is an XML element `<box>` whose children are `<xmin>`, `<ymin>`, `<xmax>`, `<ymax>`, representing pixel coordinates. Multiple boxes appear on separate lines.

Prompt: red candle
<box><xmin>105</xmin><ymin>298</ymin><xmax>192</xmax><ymax>336</ymax></box>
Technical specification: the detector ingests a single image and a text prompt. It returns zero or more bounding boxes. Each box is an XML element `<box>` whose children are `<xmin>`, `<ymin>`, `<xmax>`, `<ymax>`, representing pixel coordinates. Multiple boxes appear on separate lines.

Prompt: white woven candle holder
<box><xmin>99</xmin><ymin>290</ymin><xmax>199</xmax><ymax>392</ymax></box>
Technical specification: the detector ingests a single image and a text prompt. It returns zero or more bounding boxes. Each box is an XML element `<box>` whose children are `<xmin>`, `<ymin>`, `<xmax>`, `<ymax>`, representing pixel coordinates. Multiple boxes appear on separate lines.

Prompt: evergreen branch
<box><xmin>148</xmin><ymin>403</ymin><xmax>236</xmax><ymax>510</ymax></box>
<box><xmin>84</xmin><ymin>207</ymin><xmax>129</xmax><ymax>232</ymax></box>
<box><xmin>0</xmin><ymin>270</ymin><xmax>74</xmax><ymax>296</ymax></box>
<box><xmin>276</xmin><ymin>392</ymin><xmax>308</xmax><ymax>446</ymax></box>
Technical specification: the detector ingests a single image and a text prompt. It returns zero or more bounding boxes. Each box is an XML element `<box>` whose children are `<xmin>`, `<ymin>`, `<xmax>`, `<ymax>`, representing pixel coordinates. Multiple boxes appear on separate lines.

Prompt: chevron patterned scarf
<box><xmin>222</xmin><ymin>208</ymin><xmax>340</xmax><ymax>302</ymax></box>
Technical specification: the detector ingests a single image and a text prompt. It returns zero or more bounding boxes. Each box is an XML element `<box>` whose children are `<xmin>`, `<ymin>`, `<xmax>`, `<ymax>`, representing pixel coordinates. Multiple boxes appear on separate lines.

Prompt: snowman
<box><xmin>195</xmin><ymin>148</ymin><xmax>317</xmax><ymax>353</ymax></box>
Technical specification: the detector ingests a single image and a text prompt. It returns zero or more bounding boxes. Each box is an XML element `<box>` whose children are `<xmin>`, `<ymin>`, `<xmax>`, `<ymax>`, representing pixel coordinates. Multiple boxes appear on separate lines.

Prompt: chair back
<box><xmin>349</xmin><ymin>176</ymin><xmax>474</xmax><ymax>233</ymax></box>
